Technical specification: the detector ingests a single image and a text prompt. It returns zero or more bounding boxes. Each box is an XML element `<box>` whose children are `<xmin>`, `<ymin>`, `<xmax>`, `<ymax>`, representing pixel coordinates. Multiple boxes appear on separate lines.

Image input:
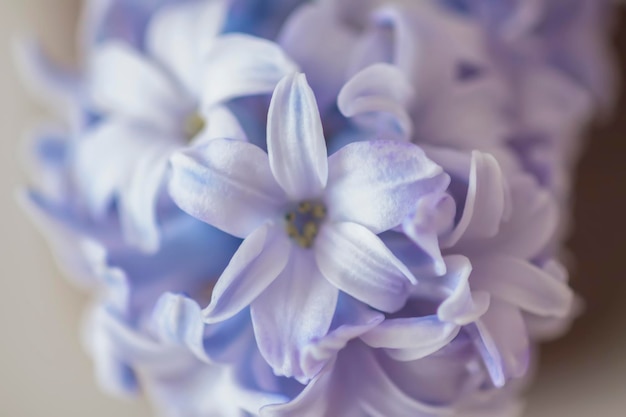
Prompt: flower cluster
<box><xmin>19</xmin><ymin>0</ymin><xmax>614</xmax><ymax>416</ymax></box>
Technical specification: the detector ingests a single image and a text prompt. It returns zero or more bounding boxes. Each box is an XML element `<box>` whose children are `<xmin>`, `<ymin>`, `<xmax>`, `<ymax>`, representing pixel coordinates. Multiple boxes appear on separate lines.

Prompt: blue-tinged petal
<box><xmin>83</xmin><ymin>305</ymin><xmax>191</xmax><ymax>397</ymax></box>
<box><xmin>361</xmin><ymin>316</ymin><xmax>459</xmax><ymax>362</ymax></box>
<box><xmin>302</xmin><ymin>295</ymin><xmax>383</xmax><ymax>377</ymax></box>
<box><xmin>278</xmin><ymin>3</ymin><xmax>359</xmax><ymax>113</ymax></box>
<box><xmin>153</xmin><ymin>293</ymin><xmax>211</xmax><ymax>362</ymax></box>
<box><xmin>435</xmin><ymin>256</ymin><xmax>491</xmax><ymax>326</ymax></box>
<box><xmin>470</xmin><ymin>255</ymin><xmax>573</xmax><ymax>318</ymax></box>
<box><xmin>315</xmin><ymin>222</ymin><xmax>415</xmax><ymax>313</ymax></box>
<box><xmin>439</xmin><ymin>151</ymin><xmax>508</xmax><ymax>247</ymax></box>
<box><xmin>202</xmin><ymin>34</ymin><xmax>299</xmax><ymax>108</ymax></box>
<box><xmin>88</xmin><ymin>41</ymin><xmax>189</xmax><ymax>130</ymax></box>
<box><xmin>402</xmin><ymin>192</ymin><xmax>456</xmax><ymax>276</ymax></box>
<box><xmin>338</xmin><ymin>64</ymin><xmax>414</xmax><ymax>141</ymax></box>
<box><xmin>147</xmin><ymin>0</ymin><xmax>228</xmax><ymax>95</ymax></box>
<box><xmin>267</xmin><ymin>73</ymin><xmax>328</xmax><ymax>200</ymax></box>
<box><xmin>251</xmin><ymin>248</ymin><xmax>338</xmax><ymax>383</ymax></box>
<box><xmin>326</xmin><ymin>140</ymin><xmax>448</xmax><ymax>233</ymax></box>
<box><xmin>119</xmin><ymin>142</ymin><xmax>175</xmax><ymax>253</ymax></box>
<box><xmin>74</xmin><ymin>121</ymin><xmax>174</xmax><ymax>220</ymax></box>
<box><xmin>169</xmin><ymin>139</ymin><xmax>286</xmax><ymax>238</ymax></box>
<box><xmin>204</xmin><ymin>223</ymin><xmax>291</xmax><ymax>323</ymax></box>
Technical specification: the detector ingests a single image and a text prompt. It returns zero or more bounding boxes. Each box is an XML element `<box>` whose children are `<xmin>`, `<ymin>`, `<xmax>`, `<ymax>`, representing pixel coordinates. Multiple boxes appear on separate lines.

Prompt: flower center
<box><xmin>183</xmin><ymin>112</ymin><xmax>206</xmax><ymax>142</ymax></box>
<box><xmin>285</xmin><ymin>201</ymin><xmax>327</xmax><ymax>249</ymax></box>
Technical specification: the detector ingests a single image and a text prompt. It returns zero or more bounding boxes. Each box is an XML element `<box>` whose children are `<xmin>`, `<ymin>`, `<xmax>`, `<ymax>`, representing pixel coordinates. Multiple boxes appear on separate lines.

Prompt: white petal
<box><xmin>204</xmin><ymin>223</ymin><xmax>291</xmax><ymax>322</ymax></box>
<box><xmin>251</xmin><ymin>249</ymin><xmax>338</xmax><ymax>382</ymax></box>
<box><xmin>169</xmin><ymin>139</ymin><xmax>286</xmax><ymax>238</ymax></box>
<box><xmin>315</xmin><ymin>222</ymin><xmax>416</xmax><ymax>313</ymax></box>
<box><xmin>74</xmin><ymin>121</ymin><xmax>174</xmax><ymax>221</ymax></box>
<box><xmin>88</xmin><ymin>42</ymin><xmax>189</xmax><ymax>130</ymax></box>
<box><xmin>326</xmin><ymin>140</ymin><xmax>448</xmax><ymax>233</ymax></box>
<box><xmin>119</xmin><ymin>142</ymin><xmax>174</xmax><ymax>253</ymax></box>
<box><xmin>267</xmin><ymin>73</ymin><xmax>328</xmax><ymax>200</ymax></box>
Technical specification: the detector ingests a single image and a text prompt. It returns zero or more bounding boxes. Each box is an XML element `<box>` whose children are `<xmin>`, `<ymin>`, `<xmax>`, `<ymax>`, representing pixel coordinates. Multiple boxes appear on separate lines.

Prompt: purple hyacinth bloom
<box><xmin>169</xmin><ymin>72</ymin><xmax>450</xmax><ymax>382</ymax></box>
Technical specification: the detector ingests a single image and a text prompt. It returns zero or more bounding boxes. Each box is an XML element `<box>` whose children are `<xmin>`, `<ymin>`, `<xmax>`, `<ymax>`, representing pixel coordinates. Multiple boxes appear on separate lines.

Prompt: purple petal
<box><xmin>74</xmin><ymin>121</ymin><xmax>176</xmax><ymax>223</ymax></box>
<box><xmin>204</xmin><ymin>223</ymin><xmax>291</xmax><ymax>322</ymax></box>
<box><xmin>267</xmin><ymin>73</ymin><xmax>328</xmax><ymax>200</ymax></box>
<box><xmin>315</xmin><ymin>222</ymin><xmax>416</xmax><ymax>313</ymax></box>
<box><xmin>326</xmin><ymin>140</ymin><xmax>448</xmax><ymax>233</ymax></box>
<box><xmin>251</xmin><ymin>249</ymin><xmax>338</xmax><ymax>382</ymax></box>
<box><xmin>169</xmin><ymin>139</ymin><xmax>286</xmax><ymax>238</ymax></box>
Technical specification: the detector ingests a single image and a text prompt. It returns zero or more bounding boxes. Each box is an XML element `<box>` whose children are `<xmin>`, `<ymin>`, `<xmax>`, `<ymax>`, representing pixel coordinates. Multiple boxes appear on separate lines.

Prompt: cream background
<box><xmin>0</xmin><ymin>1</ymin><xmax>624</xmax><ymax>416</ymax></box>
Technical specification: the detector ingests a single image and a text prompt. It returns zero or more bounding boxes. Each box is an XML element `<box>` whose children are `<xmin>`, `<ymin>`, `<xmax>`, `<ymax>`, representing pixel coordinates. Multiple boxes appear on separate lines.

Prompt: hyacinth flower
<box><xmin>169</xmin><ymin>72</ymin><xmax>451</xmax><ymax>382</ymax></box>
<box><xmin>73</xmin><ymin>1</ymin><xmax>298</xmax><ymax>253</ymax></box>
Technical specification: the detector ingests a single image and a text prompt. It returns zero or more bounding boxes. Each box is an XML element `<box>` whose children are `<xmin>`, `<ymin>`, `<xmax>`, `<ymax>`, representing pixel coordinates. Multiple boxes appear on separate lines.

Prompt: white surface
<box><xmin>0</xmin><ymin>1</ymin><xmax>624</xmax><ymax>416</ymax></box>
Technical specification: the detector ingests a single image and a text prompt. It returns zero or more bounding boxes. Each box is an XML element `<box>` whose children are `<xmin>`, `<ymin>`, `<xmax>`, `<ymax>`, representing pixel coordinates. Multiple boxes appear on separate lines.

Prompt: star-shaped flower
<box><xmin>169</xmin><ymin>72</ymin><xmax>449</xmax><ymax>381</ymax></box>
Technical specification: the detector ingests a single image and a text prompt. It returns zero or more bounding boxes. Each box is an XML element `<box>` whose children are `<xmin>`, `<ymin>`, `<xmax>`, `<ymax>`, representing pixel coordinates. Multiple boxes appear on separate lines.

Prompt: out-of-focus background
<box><xmin>0</xmin><ymin>1</ymin><xmax>624</xmax><ymax>416</ymax></box>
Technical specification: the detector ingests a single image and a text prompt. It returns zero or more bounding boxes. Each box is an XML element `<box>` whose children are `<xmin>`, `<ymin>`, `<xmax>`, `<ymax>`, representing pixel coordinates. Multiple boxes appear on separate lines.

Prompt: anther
<box><xmin>184</xmin><ymin>112</ymin><xmax>206</xmax><ymax>141</ymax></box>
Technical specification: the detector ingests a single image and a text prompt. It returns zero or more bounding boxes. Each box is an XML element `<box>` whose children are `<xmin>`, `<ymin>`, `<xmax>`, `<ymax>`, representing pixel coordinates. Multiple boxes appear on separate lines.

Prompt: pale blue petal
<box><xmin>169</xmin><ymin>139</ymin><xmax>286</xmax><ymax>238</ymax></box>
<box><xmin>326</xmin><ymin>140</ymin><xmax>448</xmax><ymax>233</ymax></box>
<box><xmin>315</xmin><ymin>222</ymin><xmax>416</xmax><ymax>313</ymax></box>
<box><xmin>152</xmin><ymin>293</ymin><xmax>211</xmax><ymax>362</ymax></box>
<box><xmin>302</xmin><ymin>295</ymin><xmax>383</xmax><ymax>378</ymax></box>
<box><xmin>432</xmin><ymin>256</ymin><xmax>491</xmax><ymax>325</ymax></box>
<box><xmin>267</xmin><ymin>73</ymin><xmax>328</xmax><ymax>200</ymax></box>
<box><xmin>88</xmin><ymin>41</ymin><xmax>189</xmax><ymax>130</ymax></box>
<box><xmin>204</xmin><ymin>223</ymin><xmax>291</xmax><ymax>323</ymax></box>
<box><xmin>251</xmin><ymin>249</ymin><xmax>338</xmax><ymax>382</ymax></box>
